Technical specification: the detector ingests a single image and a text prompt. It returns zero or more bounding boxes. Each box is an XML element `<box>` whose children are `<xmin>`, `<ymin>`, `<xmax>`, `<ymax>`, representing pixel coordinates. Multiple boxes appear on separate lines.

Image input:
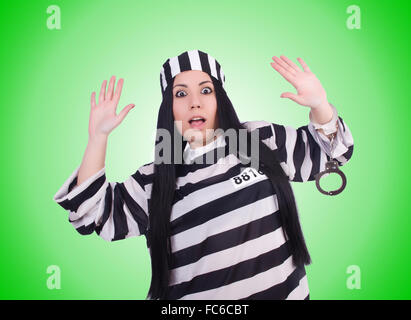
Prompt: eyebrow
<box><xmin>173</xmin><ymin>80</ymin><xmax>212</xmax><ymax>89</ymax></box>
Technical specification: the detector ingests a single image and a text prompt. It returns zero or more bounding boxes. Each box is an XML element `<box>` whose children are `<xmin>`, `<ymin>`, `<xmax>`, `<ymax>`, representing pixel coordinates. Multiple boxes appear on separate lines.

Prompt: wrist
<box><xmin>309</xmin><ymin>101</ymin><xmax>333</xmax><ymax>124</ymax></box>
<box><xmin>89</xmin><ymin>133</ymin><xmax>108</xmax><ymax>145</ymax></box>
<box><xmin>309</xmin><ymin>102</ymin><xmax>339</xmax><ymax>135</ymax></box>
<box><xmin>311</xmin><ymin>100</ymin><xmax>330</xmax><ymax>111</ymax></box>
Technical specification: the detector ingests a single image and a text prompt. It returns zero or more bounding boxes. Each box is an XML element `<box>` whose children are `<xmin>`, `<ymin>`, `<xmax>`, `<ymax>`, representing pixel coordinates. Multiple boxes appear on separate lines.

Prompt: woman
<box><xmin>53</xmin><ymin>49</ymin><xmax>354</xmax><ymax>300</ymax></box>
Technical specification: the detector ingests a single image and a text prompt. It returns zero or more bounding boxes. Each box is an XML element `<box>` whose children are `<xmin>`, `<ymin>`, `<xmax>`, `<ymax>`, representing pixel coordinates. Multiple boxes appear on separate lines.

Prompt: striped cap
<box><xmin>160</xmin><ymin>49</ymin><xmax>225</xmax><ymax>96</ymax></box>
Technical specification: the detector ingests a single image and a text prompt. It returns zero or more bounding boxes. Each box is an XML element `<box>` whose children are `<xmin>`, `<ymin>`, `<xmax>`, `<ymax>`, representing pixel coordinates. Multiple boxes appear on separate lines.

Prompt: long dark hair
<box><xmin>146</xmin><ymin>75</ymin><xmax>312</xmax><ymax>300</ymax></box>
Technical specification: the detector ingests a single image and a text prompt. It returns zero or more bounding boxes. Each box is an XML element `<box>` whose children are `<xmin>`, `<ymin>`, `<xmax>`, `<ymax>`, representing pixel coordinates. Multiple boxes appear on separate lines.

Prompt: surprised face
<box><xmin>172</xmin><ymin>70</ymin><xmax>219</xmax><ymax>149</ymax></box>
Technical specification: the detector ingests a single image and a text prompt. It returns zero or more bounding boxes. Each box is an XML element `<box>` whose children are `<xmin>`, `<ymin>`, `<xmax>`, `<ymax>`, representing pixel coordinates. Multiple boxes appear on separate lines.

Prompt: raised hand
<box><xmin>89</xmin><ymin>76</ymin><xmax>135</xmax><ymax>139</ymax></box>
<box><xmin>270</xmin><ymin>55</ymin><xmax>328</xmax><ymax>109</ymax></box>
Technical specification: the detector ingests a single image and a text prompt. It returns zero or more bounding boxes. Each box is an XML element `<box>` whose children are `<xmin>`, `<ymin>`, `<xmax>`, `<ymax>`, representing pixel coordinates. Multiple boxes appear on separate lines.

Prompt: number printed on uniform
<box><xmin>231</xmin><ymin>167</ymin><xmax>266</xmax><ymax>189</ymax></box>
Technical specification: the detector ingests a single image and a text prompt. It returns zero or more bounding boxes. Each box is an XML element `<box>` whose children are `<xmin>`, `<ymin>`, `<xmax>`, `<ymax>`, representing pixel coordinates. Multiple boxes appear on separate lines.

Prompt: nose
<box><xmin>189</xmin><ymin>93</ymin><xmax>201</xmax><ymax>109</ymax></box>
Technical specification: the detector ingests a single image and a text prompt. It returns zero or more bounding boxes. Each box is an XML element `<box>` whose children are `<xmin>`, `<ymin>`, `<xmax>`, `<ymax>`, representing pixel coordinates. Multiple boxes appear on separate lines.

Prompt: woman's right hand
<box><xmin>89</xmin><ymin>76</ymin><xmax>135</xmax><ymax>139</ymax></box>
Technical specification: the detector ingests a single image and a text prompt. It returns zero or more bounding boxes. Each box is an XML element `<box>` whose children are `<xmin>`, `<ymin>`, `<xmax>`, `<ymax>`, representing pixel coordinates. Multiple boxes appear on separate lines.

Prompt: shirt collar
<box><xmin>183</xmin><ymin>133</ymin><xmax>226</xmax><ymax>164</ymax></box>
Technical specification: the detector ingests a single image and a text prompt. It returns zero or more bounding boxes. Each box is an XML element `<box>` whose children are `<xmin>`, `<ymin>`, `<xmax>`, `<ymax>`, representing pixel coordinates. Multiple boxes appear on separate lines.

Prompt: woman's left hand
<box><xmin>270</xmin><ymin>55</ymin><xmax>328</xmax><ymax>109</ymax></box>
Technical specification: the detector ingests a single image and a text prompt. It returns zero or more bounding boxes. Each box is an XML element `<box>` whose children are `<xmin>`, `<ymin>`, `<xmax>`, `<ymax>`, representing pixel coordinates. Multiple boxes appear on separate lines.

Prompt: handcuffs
<box><xmin>314</xmin><ymin>132</ymin><xmax>347</xmax><ymax>196</ymax></box>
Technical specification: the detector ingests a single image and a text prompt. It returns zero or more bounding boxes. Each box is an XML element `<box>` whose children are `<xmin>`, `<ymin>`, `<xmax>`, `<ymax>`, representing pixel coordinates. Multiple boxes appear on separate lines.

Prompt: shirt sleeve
<box><xmin>242</xmin><ymin>103</ymin><xmax>354</xmax><ymax>182</ymax></box>
<box><xmin>52</xmin><ymin>164</ymin><xmax>150</xmax><ymax>241</ymax></box>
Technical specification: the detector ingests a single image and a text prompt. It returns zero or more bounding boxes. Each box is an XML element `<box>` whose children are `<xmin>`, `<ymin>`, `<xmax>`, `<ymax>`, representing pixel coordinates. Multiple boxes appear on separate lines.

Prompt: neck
<box><xmin>188</xmin><ymin>135</ymin><xmax>218</xmax><ymax>149</ymax></box>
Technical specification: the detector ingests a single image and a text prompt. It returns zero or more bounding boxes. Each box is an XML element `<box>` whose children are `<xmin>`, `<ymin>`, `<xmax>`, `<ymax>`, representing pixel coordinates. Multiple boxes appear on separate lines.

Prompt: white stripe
<box><xmin>124</xmin><ymin>176</ymin><xmax>148</xmax><ymax>215</ymax></box>
<box><xmin>169</xmin><ymin>56</ymin><xmax>181</xmax><ymax>78</ymax></box>
<box><xmin>307</xmin><ymin>116</ymin><xmax>354</xmax><ymax>160</ymax></box>
<box><xmin>300</xmin><ymin>130</ymin><xmax>313</xmax><ymax>182</ymax></box>
<box><xmin>53</xmin><ymin>165</ymin><xmax>105</xmax><ymax>203</ymax></box>
<box><xmin>241</xmin><ymin>121</ymin><xmax>294</xmax><ymax>179</ymax></box>
<box><xmin>335</xmin><ymin>154</ymin><xmax>348</xmax><ymax>164</ymax></box>
<box><xmin>94</xmin><ymin>192</ymin><xmax>107</xmax><ymax>229</ymax></box>
<box><xmin>284</xmin><ymin>126</ymin><xmax>297</xmax><ymax>181</ymax></box>
<box><xmin>123</xmin><ymin>203</ymin><xmax>142</xmax><ymax>238</ymax></box>
<box><xmin>67</xmin><ymin>175</ymin><xmax>148</xmax><ymax>240</ymax></box>
<box><xmin>145</xmin><ymin>183</ymin><xmax>152</xmax><ymax>201</ymax></box>
<box><xmin>68</xmin><ymin>181</ymin><xmax>108</xmax><ymax>221</ymax></box>
<box><xmin>169</xmin><ymin>226</ymin><xmax>287</xmax><ymax>286</ymax></box>
<box><xmin>279</xmin><ymin>162</ymin><xmax>290</xmax><ymax>178</ymax></box>
<box><xmin>179</xmin><ymin>254</ymin><xmax>296</xmax><ymax>300</ymax></box>
<box><xmin>183</xmin><ymin>133</ymin><xmax>226</xmax><ymax>164</ymax></box>
<box><xmin>138</xmin><ymin>162</ymin><xmax>154</xmax><ymax>176</ymax></box>
<box><xmin>97</xmin><ymin>185</ymin><xmax>116</xmax><ymax>241</ymax></box>
<box><xmin>70</xmin><ymin>204</ymin><xmax>99</xmax><ymax>229</ymax></box>
<box><xmin>177</xmin><ymin>154</ymin><xmax>239</xmax><ymax>188</ymax></box>
<box><xmin>171</xmin><ymin>194</ymin><xmax>279</xmax><ymax>252</ymax></box>
<box><xmin>135</xmin><ymin>163</ymin><xmax>154</xmax><ymax>201</ymax></box>
<box><xmin>336</xmin><ymin>116</ymin><xmax>354</xmax><ymax>149</ymax></box>
<box><xmin>220</xmin><ymin>67</ymin><xmax>225</xmax><ymax>87</ymax></box>
<box><xmin>269</xmin><ymin>123</ymin><xmax>278</xmax><ymax>149</ymax></box>
<box><xmin>160</xmin><ymin>66</ymin><xmax>167</xmax><ymax>91</ymax></box>
<box><xmin>242</xmin><ymin>120</ymin><xmax>278</xmax><ymax>150</ymax></box>
<box><xmin>241</xmin><ymin>120</ymin><xmax>269</xmax><ymax>131</ymax></box>
<box><xmin>188</xmin><ymin>50</ymin><xmax>202</xmax><ymax>70</ymax></box>
<box><xmin>171</xmin><ymin>167</ymin><xmax>268</xmax><ymax>222</ymax></box>
<box><xmin>262</xmin><ymin>136</ymin><xmax>278</xmax><ymax>151</ymax></box>
<box><xmin>286</xmin><ymin>274</ymin><xmax>309</xmax><ymax>300</ymax></box>
<box><xmin>319</xmin><ymin>147</ymin><xmax>328</xmax><ymax>172</ymax></box>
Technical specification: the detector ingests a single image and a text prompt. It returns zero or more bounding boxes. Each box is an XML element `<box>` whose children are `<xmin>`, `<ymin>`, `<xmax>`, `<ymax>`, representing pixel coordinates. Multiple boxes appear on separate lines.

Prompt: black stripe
<box><xmin>252</xmin><ymin>121</ymin><xmax>353</xmax><ymax>181</ymax></box>
<box><xmin>117</xmin><ymin>183</ymin><xmax>148</xmax><ymax>236</ymax></box>
<box><xmin>132</xmin><ymin>163</ymin><xmax>154</xmax><ymax>192</ymax></box>
<box><xmin>239</xmin><ymin>264</ymin><xmax>307</xmax><ymax>300</ymax></box>
<box><xmin>112</xmin><ymin>184</ymin><xmax>129</xmax><ymax>241</ymax></box>
<box><xmin>176</xmin><ymin>162</ymin><xmax>215</xmax><ymax>178</ymax></box>
<box><xmin>163</xmin><ymin>59</ymin><xmax>172</xmax><ymax>89</ymax></box>
<box><xmin>343</xmin><ymin>144</ymin><xmax>354</xmax><ymax>161</ymax></box>
<box><xmin>95</xmin><ymin>184</ymin><xmax>113</xmax><ymax>237</ymax></box>
<box><xmin>167</xmin><ymin>240</ymin><xmax>292</xmax><ymax>299</ymax></box>
<box><xmin>338</xmin><ymin>116</ymin><xmax>346</xmax><ymax>132</ymax></box>
<box><xmin>176</xmin><ymin>139</ymin><xmax>233</xmax><ymax>177</ymax></box>
<box><xmin>292</xmin><ymin>127</ymin><xmax>307</xmax><ymax>182</ymax></box>
<box><xmin>85</xmin><ymin>179</ymin><xmax>149</xmax><ymax>240</ymax></box>
<box><xmin>75</xmin><ymin>221</ymin><xmax>96</xmax><ymax>235</ymax></box>
<box><xmin>216</xmin><ymin>61</ymin><xmax>222</xmax><ymax>83</ymax></box>
<box><xmin>174</xmin><ymin>163</ymin><xmax>242</xmax><ymax>203</ymax></box>
<box><xmin>335</xmin><ymin>143</ymin><xmax>354</xmax><ymax>167</ymax></box>
<box><xmin>178</xmin><ymin>51</ymin><xmax>191</xmax><ymax>73</ymax></box>
<box><xmin>58</xmin><ymin>174</ymin><xmax>106</xmax><ymax>212</ymax></box>
<box><xmin>160</xmin><ymin>73</ymin><xmax>164</xmax><ymax>93</ymax></box>
<box><xmin>171</xmin><ymin>208</ymin><xmax>282</xmax><ymax>268</ymax></box>
<box><xmin>304</xmin><ymin>293</ymin><xmax>310</xmax><ymax>300</ymax></box>
<box><xmin>139</xmin><ymin>168</ymin><xmax>154</xmax><ymax>190</ymax></box>
<box><xmin>272</xmin><ymin>123</ymin><xmax>287</xmax><ymax>163</ymax></box>
<box><xmin>131</xmin><ymin>170</ymin><xmax>148</xmax><ymax>192</ymax></box>
<box><xmin>68</xmin><ymin>177</ymin><xmax>77</xmax><ymax>193</ymax></box>
<box><xmin>256</xmin><ymin>124</ymin><xmax>273</xmax><ymax>141</ymax></box>
<box><xmin>198</xmin><ymin>50</ymin><xmax>211</xmax><ymax>76</ymax></box>
<box><xmin>170</xmin><ymin>178</ymin><xmax>275</xmax><ymax>235</ymax></box>
<box><xmin>302</xmin><ymin>126</ymin><xmax>322</xmax><ymax>181</ymax></box>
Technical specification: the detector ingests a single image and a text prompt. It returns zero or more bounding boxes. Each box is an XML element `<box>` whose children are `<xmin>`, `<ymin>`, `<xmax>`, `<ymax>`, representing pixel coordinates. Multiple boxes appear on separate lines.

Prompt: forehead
<box><xmin>174</xmin><ymin>70</ymin><xmax>212</xmax><ymax>83</ymax></box>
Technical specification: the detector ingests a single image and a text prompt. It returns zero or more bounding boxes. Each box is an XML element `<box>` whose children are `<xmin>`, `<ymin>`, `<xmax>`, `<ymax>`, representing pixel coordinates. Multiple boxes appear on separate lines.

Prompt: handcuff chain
<box><xmin>315</xmin><ymin>129</ymin><xmax>347</xmax><ymax>196</ymax></box>
<box><xmin>328</xmin><ymin>132</ymin><xmax>336</xmax><ymax>162</ymax></box>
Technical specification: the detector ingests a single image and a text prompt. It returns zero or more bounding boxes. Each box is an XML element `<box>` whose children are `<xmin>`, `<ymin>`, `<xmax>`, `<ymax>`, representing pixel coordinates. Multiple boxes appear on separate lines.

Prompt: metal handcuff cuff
<box><xmin>314</xmin><ymin>132</ymin><xmax>347</xmax><ymax>196</ymax></box>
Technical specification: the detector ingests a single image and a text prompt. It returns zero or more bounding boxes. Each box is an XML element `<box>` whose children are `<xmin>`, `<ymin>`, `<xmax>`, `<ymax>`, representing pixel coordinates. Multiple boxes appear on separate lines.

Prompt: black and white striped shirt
<box><xmin>53</xmin><ymin>110</ymin><xmax>354</xmax><ymax>300</ymax></box>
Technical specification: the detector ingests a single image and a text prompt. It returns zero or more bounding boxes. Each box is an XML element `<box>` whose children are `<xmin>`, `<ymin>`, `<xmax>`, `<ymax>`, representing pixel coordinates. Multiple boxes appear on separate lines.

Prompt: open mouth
<box><xmin>188</xmin><ymin>117</ymin><xmax>206</xmax><ymax>129</ymax></box>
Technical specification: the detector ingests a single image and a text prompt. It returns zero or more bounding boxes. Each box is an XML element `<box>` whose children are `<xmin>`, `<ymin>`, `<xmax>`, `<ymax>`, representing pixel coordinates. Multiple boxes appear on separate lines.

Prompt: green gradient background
<box><xmin>1</xmin><ymin>0</ymin><xmax>410</xmax><ymax>300</ymax></box>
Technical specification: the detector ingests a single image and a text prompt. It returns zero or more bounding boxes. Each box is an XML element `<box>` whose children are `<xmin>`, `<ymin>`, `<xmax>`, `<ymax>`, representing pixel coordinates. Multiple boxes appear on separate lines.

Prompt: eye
<box><xmin>201</xmin><ymin>87</ymin><xmax>213</xmax><ymax>94</ymax></box>
<box><xmin>175</xmin><ymin>87</ymin><xmax>213</xmax><ymax>98</ymax></box>
<box><xmin>175</xmin><ymin>90</ymin><xmax>186</xmax><ymax>98</ymax></box>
